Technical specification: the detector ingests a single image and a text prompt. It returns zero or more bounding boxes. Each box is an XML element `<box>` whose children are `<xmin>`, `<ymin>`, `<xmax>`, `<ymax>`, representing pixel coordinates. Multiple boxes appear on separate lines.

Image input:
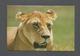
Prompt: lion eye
<box><xmin>33</xmin><ymin>22</ymin><xmax>39</xmax><ymax>30</ymax></box>
<box><xmin>47</xmin><ymin>23</ymin><xmax>52</xmax><ymax>30</ymax></box>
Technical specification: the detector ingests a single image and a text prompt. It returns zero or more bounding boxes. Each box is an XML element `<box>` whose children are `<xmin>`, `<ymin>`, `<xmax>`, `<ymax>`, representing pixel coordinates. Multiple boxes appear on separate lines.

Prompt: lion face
<box><xmin>16</xmin><ymin>9</ymin><xmax>57</xmax><ymax>47</ymax></box>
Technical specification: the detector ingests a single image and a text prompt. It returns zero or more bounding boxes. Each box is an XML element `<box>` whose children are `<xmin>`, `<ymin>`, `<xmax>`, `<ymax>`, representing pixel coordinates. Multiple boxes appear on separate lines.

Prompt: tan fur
<box><xmin>8</xmin><ymin>9</ymin><xmax>57</xmax><ymax>51</ymax></box>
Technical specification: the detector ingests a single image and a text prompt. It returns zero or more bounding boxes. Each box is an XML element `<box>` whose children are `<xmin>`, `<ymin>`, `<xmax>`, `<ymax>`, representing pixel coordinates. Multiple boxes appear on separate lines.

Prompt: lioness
<box><xmin>8</xmin><ymin>9</ymin><xmax>57</xmax><ymax>51</ymax></box>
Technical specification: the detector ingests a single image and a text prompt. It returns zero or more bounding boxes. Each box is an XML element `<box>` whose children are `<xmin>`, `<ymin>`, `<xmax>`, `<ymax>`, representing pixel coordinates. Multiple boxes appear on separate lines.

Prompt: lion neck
<box><xmin>13</xmin><ymin>22</ymin><xmax>35</xmax><ymax>50</ymax></box>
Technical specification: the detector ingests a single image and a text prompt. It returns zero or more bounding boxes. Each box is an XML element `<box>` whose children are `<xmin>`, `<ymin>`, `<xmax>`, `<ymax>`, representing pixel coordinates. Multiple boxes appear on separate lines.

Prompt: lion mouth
<box><xmin>34</xmin><ymin>41</ymin><xmax>47</xmax><ymax>48</ymax></box>
<box><xmin>34</xmin><ymin>39</ymin><xmax>49</xmax><ymax>48</ymax></box>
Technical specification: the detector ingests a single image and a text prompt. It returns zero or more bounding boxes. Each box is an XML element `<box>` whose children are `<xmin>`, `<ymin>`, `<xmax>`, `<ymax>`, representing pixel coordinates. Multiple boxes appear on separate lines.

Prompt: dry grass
<box><xmin>7</xmin><ymin>27</ymin><xmax>17</xmax><ymax>45</ymax></box>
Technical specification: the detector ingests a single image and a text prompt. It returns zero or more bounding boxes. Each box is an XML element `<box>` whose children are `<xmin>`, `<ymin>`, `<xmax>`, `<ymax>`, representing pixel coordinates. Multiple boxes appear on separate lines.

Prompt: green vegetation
<box><xmin>7</xmin><ymin>5</ymin><xmax>74</xmax><ymax>51</ymax></box>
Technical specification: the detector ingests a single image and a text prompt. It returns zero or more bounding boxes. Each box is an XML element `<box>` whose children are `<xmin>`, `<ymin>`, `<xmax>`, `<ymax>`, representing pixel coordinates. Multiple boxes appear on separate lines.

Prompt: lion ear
<box><xmin>16</xmin><ymin>11</ymin><xmax>25</xmax><ymax>21</ymax></box>
<box><xmin>46</xmin><ymin>9</ymin><xmax>57</xmax><ymax>21</ymax></box>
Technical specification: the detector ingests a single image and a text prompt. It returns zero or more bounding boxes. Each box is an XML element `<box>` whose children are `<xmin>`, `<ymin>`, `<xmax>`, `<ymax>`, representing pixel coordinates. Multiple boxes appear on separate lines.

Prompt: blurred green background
<box><xmin>7</xmin><ymin>5</ymin><xmax>74</xmax><ymax>51</ymax></box>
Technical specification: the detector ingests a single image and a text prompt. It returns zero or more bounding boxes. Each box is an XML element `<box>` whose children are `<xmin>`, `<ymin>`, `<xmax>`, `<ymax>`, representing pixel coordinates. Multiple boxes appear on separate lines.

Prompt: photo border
<box><xmin>0</xmin><ymin>0</ymin><xmax>79</xmax><ymax>56</ymax></box>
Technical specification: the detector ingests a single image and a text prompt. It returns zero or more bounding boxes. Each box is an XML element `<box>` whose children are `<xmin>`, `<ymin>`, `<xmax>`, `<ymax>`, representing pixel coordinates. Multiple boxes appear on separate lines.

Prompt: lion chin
<box><xmin>34</xmin><ymin>37</ymin><xmax>50</xmax><ymax>48</ymax></box>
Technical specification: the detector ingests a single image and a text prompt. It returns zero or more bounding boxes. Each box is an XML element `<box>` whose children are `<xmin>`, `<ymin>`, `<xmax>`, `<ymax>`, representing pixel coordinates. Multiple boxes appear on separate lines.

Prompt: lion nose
<box><xmin>41</xmin><ymin>35</ymin><xmax>50</xmax><ymax>39</ymax></box>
